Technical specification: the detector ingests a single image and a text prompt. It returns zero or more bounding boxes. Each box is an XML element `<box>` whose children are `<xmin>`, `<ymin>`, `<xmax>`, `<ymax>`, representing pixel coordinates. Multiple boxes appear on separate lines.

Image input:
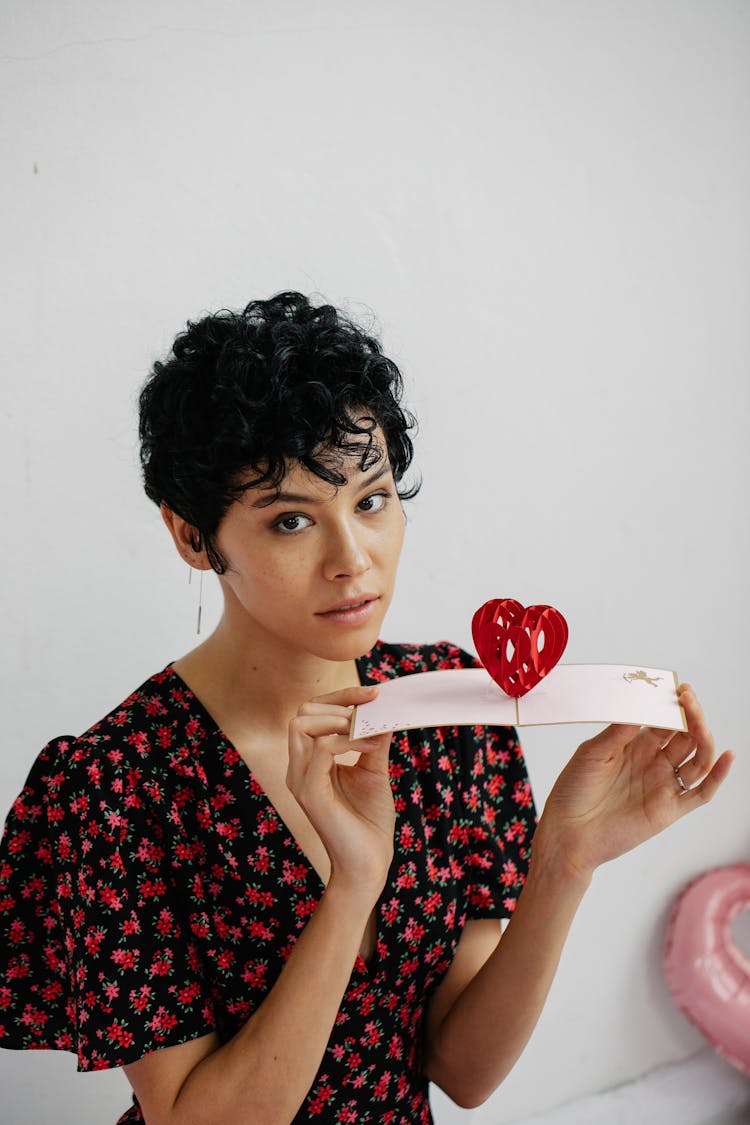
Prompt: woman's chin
<box><xmin>308</xmin><ymin>616</ymin><xmax>385</xmax><ymax>663</ymax></box>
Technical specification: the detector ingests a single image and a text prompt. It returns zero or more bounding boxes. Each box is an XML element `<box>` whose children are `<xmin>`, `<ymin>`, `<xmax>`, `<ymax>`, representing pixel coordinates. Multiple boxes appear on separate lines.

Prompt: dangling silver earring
<box><xmin>187</xmin><ymin>564</ymin><xmax>203</xmax><ymax>633</ymax></box>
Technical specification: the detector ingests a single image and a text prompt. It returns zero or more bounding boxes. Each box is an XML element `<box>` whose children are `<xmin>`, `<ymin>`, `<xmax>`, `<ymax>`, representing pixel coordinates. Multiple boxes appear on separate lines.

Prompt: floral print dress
<box><xmin>0</xmin><ymin>641</ymin><xmax>536</xmax><ymax>1123</ymax></box>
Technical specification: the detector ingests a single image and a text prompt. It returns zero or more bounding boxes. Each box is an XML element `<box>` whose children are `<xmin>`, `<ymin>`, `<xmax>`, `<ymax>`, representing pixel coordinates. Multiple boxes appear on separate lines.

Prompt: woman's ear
<box><xmin>160</xmin><ymin>504</ymin><xmax>213</xmax><ymax>571</ymax></box>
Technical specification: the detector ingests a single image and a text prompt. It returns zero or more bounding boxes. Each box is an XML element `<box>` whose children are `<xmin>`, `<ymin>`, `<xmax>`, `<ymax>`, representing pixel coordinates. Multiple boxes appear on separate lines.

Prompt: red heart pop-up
<box><xmin>471</xmin><ymin>599</ymin><xmax>569</xmax><ymax>698</ymax></box>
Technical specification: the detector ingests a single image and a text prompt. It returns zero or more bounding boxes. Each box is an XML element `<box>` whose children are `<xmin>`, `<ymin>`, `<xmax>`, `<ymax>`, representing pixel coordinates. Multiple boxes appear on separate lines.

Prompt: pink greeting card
<box><xmin>351</xmin><ymin>664</ymin><xmax>686</xmax><ymax>740</ymax></box>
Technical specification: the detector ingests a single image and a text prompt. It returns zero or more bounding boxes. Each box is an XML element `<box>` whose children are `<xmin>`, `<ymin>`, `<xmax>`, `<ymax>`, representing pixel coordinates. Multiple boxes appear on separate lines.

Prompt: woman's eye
<box><xmin>274</xmin><ymin>514</ymin><xmax>313</xmax><ymax>534</ymax></box>
<box><xmin>358</xmin><ymin>491</ymin><xmax>388</xmax><ymax>513</ymax></box>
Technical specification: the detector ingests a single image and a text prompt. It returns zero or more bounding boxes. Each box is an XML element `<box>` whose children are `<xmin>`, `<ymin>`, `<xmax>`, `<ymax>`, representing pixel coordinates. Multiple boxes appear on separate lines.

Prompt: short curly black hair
<box><xmin>139</xmin><ymin>291</ymin><xmax>419</xmax><ymax>573</ymax></box>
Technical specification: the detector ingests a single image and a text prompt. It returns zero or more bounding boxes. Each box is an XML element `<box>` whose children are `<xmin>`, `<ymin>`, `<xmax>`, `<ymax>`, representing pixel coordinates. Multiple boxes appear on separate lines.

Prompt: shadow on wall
<box><xmin>510</xmin><ymin>1050</ymin><xmax>750</xmax><ymax>1125</ymax></box>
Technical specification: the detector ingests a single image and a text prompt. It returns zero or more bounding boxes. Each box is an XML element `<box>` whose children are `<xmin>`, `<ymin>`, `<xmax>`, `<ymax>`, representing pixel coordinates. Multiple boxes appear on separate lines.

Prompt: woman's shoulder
<box><xmin>12</xmin><ymin>665</ymin><xmax>202</xmax><ymax>807</ymax></box>
<box><xmin>74</xmin><ymin>664</ymin><xmax>195</xmax><ymax>743</ymax></box>
<box><xmin>359</xmin><ymin>639</ymin><xmax>480</xmax><ymax>682</ymax></box>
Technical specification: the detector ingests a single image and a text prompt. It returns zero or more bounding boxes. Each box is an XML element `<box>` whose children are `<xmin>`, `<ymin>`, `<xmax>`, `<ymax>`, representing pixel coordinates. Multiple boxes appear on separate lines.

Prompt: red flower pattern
<box><xmin>0</xmin><ymin>641</ymin><xmax>535</xmax><ymax>1123</ymax></box>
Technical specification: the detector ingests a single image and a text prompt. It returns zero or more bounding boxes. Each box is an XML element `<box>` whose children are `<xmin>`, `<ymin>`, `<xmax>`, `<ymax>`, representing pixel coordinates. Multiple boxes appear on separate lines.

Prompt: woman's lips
<box><xmin>316</xmin><ymin>597</ymin><xmax>380</xmax><ymax>625</ymax></box>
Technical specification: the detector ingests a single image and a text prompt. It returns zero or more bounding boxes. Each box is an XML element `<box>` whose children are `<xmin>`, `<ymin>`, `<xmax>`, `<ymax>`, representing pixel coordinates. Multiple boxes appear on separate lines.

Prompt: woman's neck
<box><xmin>171</xmin><ymin>614</ymin><xmax>363</xmax><ymax>751</ymax></box>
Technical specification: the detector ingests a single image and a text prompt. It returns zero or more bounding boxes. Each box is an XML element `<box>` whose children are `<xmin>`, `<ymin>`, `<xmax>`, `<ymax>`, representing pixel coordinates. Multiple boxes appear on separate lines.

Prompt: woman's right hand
<box><xmin>287</xmin><ymin>685</ymin><xmax>395</xmax><ymax>898</ymax></box>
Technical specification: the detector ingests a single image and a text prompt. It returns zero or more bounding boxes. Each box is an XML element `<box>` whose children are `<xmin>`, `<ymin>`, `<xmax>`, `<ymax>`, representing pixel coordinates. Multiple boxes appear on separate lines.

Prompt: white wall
<box><xmin>1</xmin><ymin>1</ymin><xmax>748</xmax><ymax>1121</ymax></box>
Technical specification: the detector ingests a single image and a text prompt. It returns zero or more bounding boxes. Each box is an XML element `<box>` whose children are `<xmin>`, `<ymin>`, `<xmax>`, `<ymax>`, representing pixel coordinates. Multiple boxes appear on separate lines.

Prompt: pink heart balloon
<box><xmin>664</xmin><ymin>864</ymin><xmax>750</xmax><ymax>1075</ymax></box>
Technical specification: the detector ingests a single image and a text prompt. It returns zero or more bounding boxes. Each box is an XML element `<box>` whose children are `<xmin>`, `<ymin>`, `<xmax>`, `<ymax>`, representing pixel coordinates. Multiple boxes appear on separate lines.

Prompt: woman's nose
<box><xmin>322</xmin><ymin>522</ymin><xmax>371</xmax><ymax>580</ymax></box>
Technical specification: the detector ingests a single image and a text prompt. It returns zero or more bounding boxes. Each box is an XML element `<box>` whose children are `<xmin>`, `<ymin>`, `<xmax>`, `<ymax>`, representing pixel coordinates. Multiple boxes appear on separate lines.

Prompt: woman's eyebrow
<box><xmin>251</xmin><ymin>464</ymin><xmax>392</xmax><ymax>508</ymax></box>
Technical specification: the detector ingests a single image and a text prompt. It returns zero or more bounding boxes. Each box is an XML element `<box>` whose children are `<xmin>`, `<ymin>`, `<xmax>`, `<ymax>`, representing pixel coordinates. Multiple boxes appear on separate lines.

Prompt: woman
<box><xmin>0</xmin><ymin>291</ymin><xmax>733</xmax><ymax>1124</ymax></box>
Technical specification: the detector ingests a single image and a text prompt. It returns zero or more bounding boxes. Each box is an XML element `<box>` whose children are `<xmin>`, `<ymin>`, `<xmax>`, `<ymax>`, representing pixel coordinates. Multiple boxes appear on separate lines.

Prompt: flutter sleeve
<box><xmin>0</xmin><ymin>735</ymin><xmax>217</xmax><ymax>1071</ymax></box>
<box><xmin>0</xmin><ymin>740</ymin><xmax>73</xmax><ymax>1056</ymax></box>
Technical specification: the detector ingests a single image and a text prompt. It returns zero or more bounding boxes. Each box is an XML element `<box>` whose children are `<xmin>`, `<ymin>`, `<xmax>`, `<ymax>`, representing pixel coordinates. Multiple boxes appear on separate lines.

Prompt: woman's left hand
<box><xmin>536</xmin><ymin>684</ymin><xmax>734</xmax><ymax>880</ymax></box>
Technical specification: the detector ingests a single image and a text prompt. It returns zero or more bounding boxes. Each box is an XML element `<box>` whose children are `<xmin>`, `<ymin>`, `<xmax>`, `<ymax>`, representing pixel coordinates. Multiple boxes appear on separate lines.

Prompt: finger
<box><xmin>660</xmin><ymin>729</ymin><xmax>697</xmax><ymax>769</ymax></box>
<box><xmin>301</xmin><ymin>732</ymin><xmax>351</xmax><ymax>799</ymax></box>
<box><xmin>298</xmin><ymin>731</ymin><xmax>390</xmax><ymax>799</ymax></box>
<box><xmin>677</xmin><ymin>683</ymin><xmax>709</xmax><ymax>737</ymax></box>
<box><xmin>630</xmin><ymin>726</ymin><xmax>675</xmax><ymax>752</ymax></box>
<box><xmin>349</xmin><ymin>731</ymin><xmax>393</xmax><ymax>771</ymax></box>
<box><xmin>308</xmin><ymin>685</ymin><xmax>380</xmax><ymax>707</ymax></box>
<box><xmin>579</xmin><ymin>723</ymin><xmax>641</xmax><ymax>757</ymax></box>
<box><xmin>676</xmin><ymin>685</ymin><xmax>715</xmax><ymax>772</ymax></box>
<box><xmin>289</xmin><ymin>712</ymin><xmax>388</xmax><ymax>767</ymax></box>
<box><xmin>287</xmin><ymin>728</ymin><xmax>354</xmax><ymax>795</ymax></box>
<box><xmin>290</xmin><ymin>713</ymin><xmax>354</xmax><ymax>742</ymax></box>
<box><xmin>585</xmin><ymin>724</ymin><xmax>669</xmax><ymax>766</ymax></box>
<box><xmin>675</xmin><ymin>750</ymin><xmax>709</xmax><ymax>790</ymax></box>
<box><xmin>670</xmin><ymin>735</ymin><xmax>720</xmax><ymax>789</ymax></box>
<box><xmin>287</xmin><ymin>715</ymin><xmax>354</xmax><ymax>787</ymax></box>
<box><xmin>677</xmin><ymin>749</ymin><xmax>734</xmax><ymax>811</ymax></box>
<box><xmin>297</xmin><ymin>701</ymin><xmax>357</xmax><ymax>720</ymax></box>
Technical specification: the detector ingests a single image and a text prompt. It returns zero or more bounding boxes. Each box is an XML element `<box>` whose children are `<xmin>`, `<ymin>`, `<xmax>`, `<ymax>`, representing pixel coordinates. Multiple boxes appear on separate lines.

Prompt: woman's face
<box><xmin>213</xmin><ymin>431</ymin><xmax>406</xmax><ymax>662</ymax></box>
